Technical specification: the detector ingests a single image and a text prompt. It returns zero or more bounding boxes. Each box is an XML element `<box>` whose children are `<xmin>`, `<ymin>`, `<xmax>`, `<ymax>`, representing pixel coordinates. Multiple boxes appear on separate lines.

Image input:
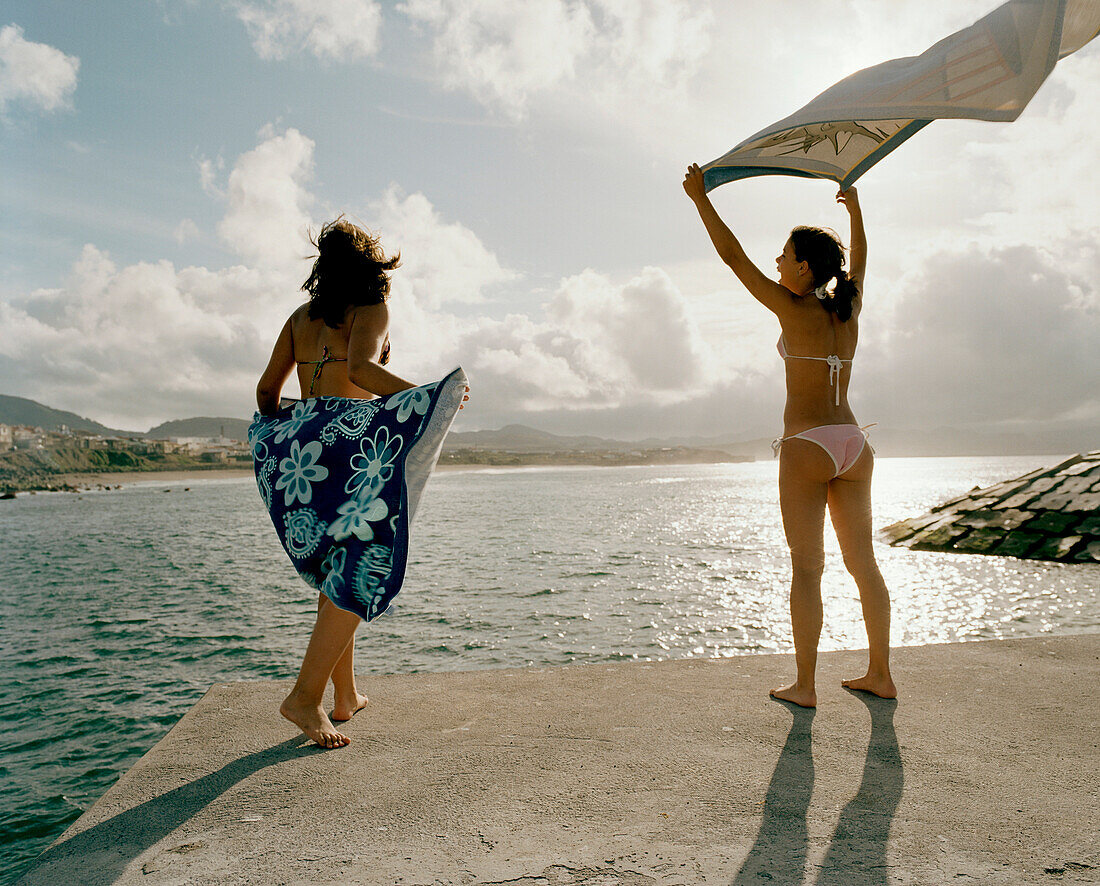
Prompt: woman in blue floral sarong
<box><xmin>253</xmin><ymin>218</ymin><xmax>466</xmax><ymax>748</ymax></box>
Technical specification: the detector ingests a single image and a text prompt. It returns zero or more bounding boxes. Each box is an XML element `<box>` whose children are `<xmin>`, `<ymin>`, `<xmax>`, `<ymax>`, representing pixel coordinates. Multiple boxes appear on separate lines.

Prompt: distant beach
<box><xmin>2</xmin><ymin>448</ymin><xmax>753</xmax><ymax>495</ymax></box>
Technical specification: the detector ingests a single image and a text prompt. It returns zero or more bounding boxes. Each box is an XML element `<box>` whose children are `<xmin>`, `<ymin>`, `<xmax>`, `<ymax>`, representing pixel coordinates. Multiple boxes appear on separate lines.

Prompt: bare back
<box><xmin>290</xmin><ymin>303</ymin><xmax>388</xmax><ymax>399</ymax></box>
<box><xmin>779</xmin><ymin>293</ymin><xmax>862</xmax><ymax>434</ymax></box>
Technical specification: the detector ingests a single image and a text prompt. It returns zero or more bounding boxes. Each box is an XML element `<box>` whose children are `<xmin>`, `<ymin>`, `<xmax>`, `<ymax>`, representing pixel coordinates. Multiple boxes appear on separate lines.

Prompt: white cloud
<box><xmin>217</xmin><ymin>126</ymin><xmax>316</xmax><ymax>272</ymax></box>
<box><xmin>370</xmin><ymin>185</ymin><xmax>515</xmax><ymax>309</ymax></box>
<box><xmin>398</xmin><ymin>0</ymin><xmax>711</xmax><ymax>117</ymax></box>
<box><xmin>364</xmin><ymin>188</ymin><xmax>711</xmax><ymax>415</ymax></box>
<box><xmin>389</xmin><ymin>265</ymin><xmax>712</xmax><ymax>417</ymax></box>
<box><xmin>0</xmin><ymin>245</ymin><xmax>276</xmax><ymax>428</ymax></box>
<box><xmin>0</xmin><ymin>127</ymin><xmax>321</xmax><ymax>428</ymax></box>
<box><xmin>0</xmin><ymin>24</ymin><xmax>79</xmax><ymax>114</ymax></box>
<box><xmin>859</xmin><ymin>241</ymin><xmax>1099</xmax><ymax>426</ymax></box>
<box><xmin>235</xmin><ymin>0</ymin><xmax>383</xmax><ymax>61</ymax></box>
<box><xmin>197</xmin><ymin>156</ymin><xmax>225</xmax><ymax>199</ymax></box>
<box><xmin>173</xmin><ymin>218</ymin><xmax>201</xmax><ymax>244</ymax></box>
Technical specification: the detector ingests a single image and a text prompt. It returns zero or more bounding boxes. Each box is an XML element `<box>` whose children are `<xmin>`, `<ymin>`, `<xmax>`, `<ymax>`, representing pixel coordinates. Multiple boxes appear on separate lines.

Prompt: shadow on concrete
<box><xmin>815</xmin><ymin>693</ymin><xmax>903</xmax><ymax>886</ymax></box>
<box><xmin>18</xmin><ymin>736</ymin><xmax>321</xmax><ymax>886</ymax></box>
<box><xmin>731</xmin><ymin>694</ymin><xmax>903</xmax><ymax>886</ymax></box>
<box><xmin>732</xmin><ymin>701</ymin><xmax>817</xmax><ymax>886</ymax></box>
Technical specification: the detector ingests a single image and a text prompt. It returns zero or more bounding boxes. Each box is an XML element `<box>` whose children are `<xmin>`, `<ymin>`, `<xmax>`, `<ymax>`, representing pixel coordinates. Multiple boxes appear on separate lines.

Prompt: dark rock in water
<box><xmin>881</xmin><ymin>451</ymin><xmax>1100</xmax><ymax>562</ymax></box>
<box><xmin>1029</xmin><ymin>511</ymin><xmax>1078</xmax><ymax>534</ymax></box>
<box><xmin>1077</xmin><ymin>540</ymin><xmax>1100</xmax><ymax>562</ymax></box>
<box><xmin>1030</xmin><ymin>535</ymin><xmax>1083</xmax><ymax>561</ymax></box>
<box><xmin>994</xmin><ymin>532</ymin><xmax>1043</xmax><ymax>558</ymax></box>
<box><xmin>953</xmin><ymin>528</ymin><xmax>1005</xmax><ymax>553</ymax></box>
<box><xmin>0</xmin><ymin>492</ymin><xmax>15</xmax><ymax>500</ymax></box>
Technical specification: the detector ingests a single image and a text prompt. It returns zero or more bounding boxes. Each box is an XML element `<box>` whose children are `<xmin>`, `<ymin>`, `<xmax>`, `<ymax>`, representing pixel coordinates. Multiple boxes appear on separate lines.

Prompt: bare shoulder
<box><xmin>348</xmin><ymin>301</ymin><xmax>389</xmax><ymax>329</ymax></box>
<box><xmin>288</xmin><ymin>303</ymin><xmax>312</xmax><ymax>330</ymax></box>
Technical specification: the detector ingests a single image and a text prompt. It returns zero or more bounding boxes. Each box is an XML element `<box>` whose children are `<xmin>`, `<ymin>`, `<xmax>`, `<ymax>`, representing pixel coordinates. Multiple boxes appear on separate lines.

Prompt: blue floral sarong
<box><xmin>248</xmin><ymin>367</ymin><xmax>467</xmax><ymax>621</ymax></box>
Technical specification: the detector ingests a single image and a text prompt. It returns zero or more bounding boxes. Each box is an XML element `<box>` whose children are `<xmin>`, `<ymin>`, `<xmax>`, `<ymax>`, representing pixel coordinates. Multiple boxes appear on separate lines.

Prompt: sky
<box><xmin>1</xmin><ymin>0</ymin><xmax>1097</xmax><ymax>441</ymax></box>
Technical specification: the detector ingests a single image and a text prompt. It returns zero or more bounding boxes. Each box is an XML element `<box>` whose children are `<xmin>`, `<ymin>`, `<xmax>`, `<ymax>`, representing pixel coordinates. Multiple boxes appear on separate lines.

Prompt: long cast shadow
<box><xmin>18</xmin><ymin>736</ymin><xmax>322</xmax><ymax>886</ymax></box>
<box><xmin>732</xmin><ymin>701</ymin><xmax>816</xmax><ymax>886</ymax></box>
<box><xmin>815</xmin><ymin>693</ymin><xmax>903</xmax><ymax>886</ymax></box>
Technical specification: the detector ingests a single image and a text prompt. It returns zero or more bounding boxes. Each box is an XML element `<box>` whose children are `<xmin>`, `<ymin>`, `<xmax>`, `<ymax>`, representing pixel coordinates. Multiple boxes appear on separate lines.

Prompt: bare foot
<box><xmin>842</xmin><ymin>673</ymin><xmax>897</xmax><ymax>699</ymax></box>
<box><xmin>770</xmin><ymin>683</ymin><xmax>817</xmax><ymax>708</ymax></box>
<box><xmin>332</xmin><ymin>691</ymin><xmax>369</xmax><ymax>723</ymax></box>
<box><xmin>280</xmin><ymin>694</ymin><xmax>350</xmax><ymax>749</ymax></box>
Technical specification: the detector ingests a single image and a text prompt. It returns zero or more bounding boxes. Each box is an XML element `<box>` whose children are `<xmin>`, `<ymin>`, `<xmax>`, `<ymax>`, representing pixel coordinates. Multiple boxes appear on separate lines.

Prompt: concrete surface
<box><xmin>18</xmin><ymin>635</ymin><xmax>1100</xmax><ymax>886</ymax></box>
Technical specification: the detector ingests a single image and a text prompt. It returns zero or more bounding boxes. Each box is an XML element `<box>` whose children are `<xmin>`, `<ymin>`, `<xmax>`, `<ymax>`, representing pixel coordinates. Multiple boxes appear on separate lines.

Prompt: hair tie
<box><xmin>814</xmin><ymin>283</ymin><xmax>830</xmax><ymax>300</ymax></box>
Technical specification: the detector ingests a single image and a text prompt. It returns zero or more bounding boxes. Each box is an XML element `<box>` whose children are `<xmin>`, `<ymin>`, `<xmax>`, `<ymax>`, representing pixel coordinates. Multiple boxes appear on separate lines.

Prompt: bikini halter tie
<box><xmin>825</xmin><ymin>355</ymin><xmax>844</xmax><ymax>405</ymax></box>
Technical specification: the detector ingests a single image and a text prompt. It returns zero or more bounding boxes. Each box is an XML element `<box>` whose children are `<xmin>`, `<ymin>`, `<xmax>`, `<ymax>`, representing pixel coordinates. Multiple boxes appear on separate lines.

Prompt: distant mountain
<box><xmin>445</xmin><ymin>423</ymin><xmax>634</xmax><ymax>452</ymax></box>
<box><xmin>146</xmin><ymin>417</ymin><xmax>253</xmax><ymax>440</ymax></box>
<box><xmin>4</xmin><ymin>394</ymin><xmax>1095</xmax><ymax>455</ymax></box>
<box><xmin>445</xmin><ymin>422</ymin><xmax>1098</xmax><ymax>459</ymax></box>
<box><xmin>0</xmin><ymin>395</ymin><xmax>137</xmax><ymax>436</ymax></box>
<box><xmin>0</xmin><ymin>395</ymin><xmax>251</xmax><ymax>441</ymax></box>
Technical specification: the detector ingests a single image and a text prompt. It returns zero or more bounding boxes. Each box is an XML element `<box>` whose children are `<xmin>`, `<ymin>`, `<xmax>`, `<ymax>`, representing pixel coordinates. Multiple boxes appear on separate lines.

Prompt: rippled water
<box><xmin>1</xmin><ymin>456</ymin><xmax>1097</xmax><ymax>881</ymax></box>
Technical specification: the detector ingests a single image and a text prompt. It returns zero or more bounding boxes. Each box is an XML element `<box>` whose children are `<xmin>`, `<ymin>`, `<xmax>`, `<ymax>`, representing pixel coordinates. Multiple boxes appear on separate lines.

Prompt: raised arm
<box><xmin>256</xmin><ymin>317</ymin><xmax>295</xmax><ymax>415</ymax></box>
<box><xmin>346</xmin><ymin>303</ymin><xmax>416</xmax><ymax>396</ymax></box>
<box><xmin>837</xmin><ymin>187</ymin><xmax>866</xmax><ymax>292</ymax></box>
<box><xmin>683</xmin><ymin>163</ymin><xmax>793</xmax><ymax>315</ymax></box>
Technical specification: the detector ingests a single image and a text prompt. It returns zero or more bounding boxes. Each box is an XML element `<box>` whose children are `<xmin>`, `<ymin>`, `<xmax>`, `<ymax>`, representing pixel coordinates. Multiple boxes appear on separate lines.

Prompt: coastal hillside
<box><xmin>0</xmin><ymin>394</ymin><xmax>250</xmax><ymax>441</ymax></box>
<box><xmin>146</xmin><ymin>417</ymin><xmax>253</xmax><ymax>440</ymax></box>
<box><xmin>0</xmin><ymin>395</ymin><xmax>135</xmax><ymax>437</ymax></box>
<box><xmin>0</xmin><ymin>445</ymin><xmax>251</xmax><ymax>493</ymax></box>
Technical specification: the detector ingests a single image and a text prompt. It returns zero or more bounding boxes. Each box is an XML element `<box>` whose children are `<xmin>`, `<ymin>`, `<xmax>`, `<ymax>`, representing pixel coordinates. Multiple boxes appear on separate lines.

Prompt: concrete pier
<box><xmin>18</xmin><ymin>635</ymin><xmax>1100</xmax><ymax>885</ymax></box>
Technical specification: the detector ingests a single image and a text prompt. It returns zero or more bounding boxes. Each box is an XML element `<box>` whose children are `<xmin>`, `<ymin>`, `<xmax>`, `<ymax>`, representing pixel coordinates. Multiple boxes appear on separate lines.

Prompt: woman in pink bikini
<box><xmin>683</xmin><ymin>163</ymin><xmax>895</xmax><ymax>707</ymax></box>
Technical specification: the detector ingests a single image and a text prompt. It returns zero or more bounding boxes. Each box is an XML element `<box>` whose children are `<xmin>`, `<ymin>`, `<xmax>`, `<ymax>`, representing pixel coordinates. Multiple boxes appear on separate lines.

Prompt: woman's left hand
<box><xmin>683</xmin><ymin>163</ymin><xmax>708</xmax><ymax>203</ymax></box>
<box><xmin>836</xmin><ymin>186</ymin><xmax>860</xmax><ymax>211</ymax></box>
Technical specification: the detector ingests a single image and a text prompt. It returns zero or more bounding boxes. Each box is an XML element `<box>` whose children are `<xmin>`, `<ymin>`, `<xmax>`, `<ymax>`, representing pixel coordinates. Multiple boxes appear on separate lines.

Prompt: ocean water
<box><xmin>1</xmin><ymin>456</ymin><xmax>1098</xmax><ymax>881</ymax></box>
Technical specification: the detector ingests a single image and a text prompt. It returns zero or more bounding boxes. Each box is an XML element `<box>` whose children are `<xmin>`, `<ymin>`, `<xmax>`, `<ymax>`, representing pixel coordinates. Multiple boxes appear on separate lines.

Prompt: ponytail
<box><xmin>828</xmin><ymin>271</ymin><xmax>858</xmax><ymax>322</ymax></box>
<box><xmin>789</xmin><ymin>225</ymin><xmax>857</xmax><ymax>322</ymax></box>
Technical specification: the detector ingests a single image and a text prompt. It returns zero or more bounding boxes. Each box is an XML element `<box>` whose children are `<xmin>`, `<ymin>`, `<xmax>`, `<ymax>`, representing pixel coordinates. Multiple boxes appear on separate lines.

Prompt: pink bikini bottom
<box><xmin>772</xmin><ymin>424</ymin><xmax>871</xmax><ymax>478</ymax></box>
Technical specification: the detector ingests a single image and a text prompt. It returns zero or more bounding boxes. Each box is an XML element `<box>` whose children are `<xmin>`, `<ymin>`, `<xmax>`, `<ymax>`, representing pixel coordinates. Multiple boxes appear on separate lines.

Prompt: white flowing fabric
<box><xmin>702</xmin><ymin>0</ymin><xmax>1100</xmax><ymax>191</ymax></box>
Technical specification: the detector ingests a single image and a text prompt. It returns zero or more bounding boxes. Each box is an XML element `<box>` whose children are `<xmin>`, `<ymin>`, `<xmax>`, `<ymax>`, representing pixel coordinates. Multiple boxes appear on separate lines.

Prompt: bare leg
<box><xmin>771</xmin><ymin>440</ymin><xmax>831</xmax><ymax>708</ymax></box>
<box><xmin>316</xmin><ymin>594</ymin><xmax>368</xmax><ymax>722</ymax></box>
<box><xmin>828</xmin><ymin>451</ymin><xmax>897</xmax><ymax>699</ymax></box>
<box><xmin>280</xmin><ymin>596</ymin><xmax>361</xmax><ymax>748</ymax></box>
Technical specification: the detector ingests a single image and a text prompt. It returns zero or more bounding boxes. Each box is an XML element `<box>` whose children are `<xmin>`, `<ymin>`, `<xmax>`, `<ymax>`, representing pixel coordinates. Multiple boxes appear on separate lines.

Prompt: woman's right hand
<box><xmin>836</xmin><ymin>186</ymin><xmax>860</xmax><ymax>213</ymax></box>
<box><xmin>683</xmin><ymin>163</ymin><xmax>708</xmax><ymax>204</ymax></box>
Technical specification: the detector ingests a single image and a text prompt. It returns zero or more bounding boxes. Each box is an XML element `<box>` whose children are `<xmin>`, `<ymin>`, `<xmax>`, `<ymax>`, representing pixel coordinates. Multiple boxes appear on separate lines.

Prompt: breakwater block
<box><xmin>881</xmin><ymin>451</ymin><xmax>1100</xmax><ymax>561</ymax></box>
<box><xmin>16</xmin><ymin>636</ymin><xmax>1100</xmax><ymax>885</ymax></box>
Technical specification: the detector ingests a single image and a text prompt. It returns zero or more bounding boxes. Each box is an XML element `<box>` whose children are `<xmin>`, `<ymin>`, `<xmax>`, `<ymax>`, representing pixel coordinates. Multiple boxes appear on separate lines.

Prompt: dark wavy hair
<box><xmin>302</xmin><ymin>217</ymin><xmax>400</xmax><ymax>329</ymax></box>
<box><xmin>789</xmin><ymin>225</ymin><xmax>858</xmax><ymax>322</ymax></box>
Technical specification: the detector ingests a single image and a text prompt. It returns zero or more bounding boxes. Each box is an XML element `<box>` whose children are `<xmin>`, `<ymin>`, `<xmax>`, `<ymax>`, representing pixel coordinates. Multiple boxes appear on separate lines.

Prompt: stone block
<box><xmin>1030</xmin><ymin>492</ymin><xmax>1075</xmax><ymax>511</ymax></box>
<box><xmin>978</xmin><ymin>480</ymin><xmax>1028</xmax><ymax>501</ymax></box>
<box><xmin>993</xmin><ymin>509</ymin><xmax>1035</xmax><ymax>530</ymax></box>
<box><xmin>1063</xmin><ymin>460</ymin><xmax>1098</xmax><ymax>475</ymax></box>
<box><xmin>952</xmin><ymin>528</ymin><xmax>1005</xmax><ymax>553</ymax></box>
<box><xmin>994</xmin><ymin>532</ymin><xmax>1044</xmax><ymax>558</ymax></box>
<box><xmin>908</xmin><ymin>511</ymin><xmax>948</xmax><ymax>532</ymax></box>
<box><xmin>959</xmin><ymin>508</ymin><xmax>1035</xmax><ymax>531</ymax></box>
<box><xmin>1066</xmin><ymin>492</ymin><xmax>1100</xmax><ymax>513</ymax></box>
<box><xmin>1028</xmin><ymin>511</ymin><xmax>1078</xmax><ymax>534</ymax></box>
<box><xmin>958</xmin><ymin>509</ymin><xmax>998</xmax><ymax>529</ymax></box>
<box><xmin>1075</xmin><ymin>540</ymin><xmax>1100</xmax><ymax>562</ymax></box>
<box><xmin>1051</xmin><ymin>476</ymin><xmax>1095</xmax><ymax>495</ymax></box>
<box><xmin>996</xmin><ymin>491</ymin><xmax>1039</xmax><ymax>510</ymax></box>
<box><xmin>931</xmin><ymin>492</ymin><xmax>975</xmax><ymax>512</ymax></box>
<box><xmin>952</xmin><ymin>497</ymin><xmax>998</xmax><ymax>513</ymax></box>
<box><xmin>880</xmin><ymin>521</ymin><xmax>919</xmax><ymax>543</ymax></box>
<box><xmin>1023</xmin><ymin>476</ymin><xmax>1061</xmax><ymax>495</ymax></box>
<box><xmin>908</xmin><ymin>523</ymin><xmax>969</xmax><ymax>549</ymax></box>
<box><xmin>1030</xmin><ymin>535</ymin><xmax>1084</xmax><ymax>561</ymax></box>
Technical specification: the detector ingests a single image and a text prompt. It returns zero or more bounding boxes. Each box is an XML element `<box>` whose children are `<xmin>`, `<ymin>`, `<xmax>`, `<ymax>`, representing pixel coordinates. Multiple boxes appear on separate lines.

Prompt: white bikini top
<box><xmin>777</xmin><ymin>336</ymin><xmax>853</xmax><ymax>406</ymax></box>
